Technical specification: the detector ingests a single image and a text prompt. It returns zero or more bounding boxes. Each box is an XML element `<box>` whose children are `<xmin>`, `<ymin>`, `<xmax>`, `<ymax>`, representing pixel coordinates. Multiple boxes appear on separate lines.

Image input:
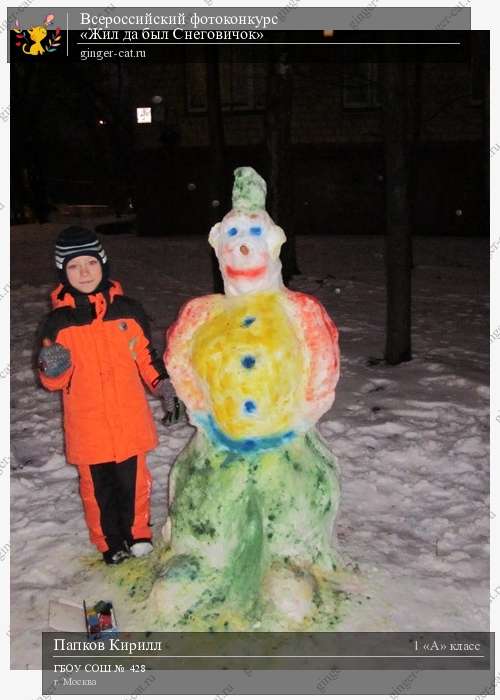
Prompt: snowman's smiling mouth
<box><xmin>225</xmin><ymin>265</ymin><xmax>267</xmax><ymax>279</ymax></box>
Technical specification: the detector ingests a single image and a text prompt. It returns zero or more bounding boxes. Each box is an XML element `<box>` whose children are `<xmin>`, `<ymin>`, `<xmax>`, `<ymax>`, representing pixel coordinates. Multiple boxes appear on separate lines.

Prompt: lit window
<box><xmin>136</xmin><ymin>107</ymin><xmax>152</xmax><ymax>124</ymax></box>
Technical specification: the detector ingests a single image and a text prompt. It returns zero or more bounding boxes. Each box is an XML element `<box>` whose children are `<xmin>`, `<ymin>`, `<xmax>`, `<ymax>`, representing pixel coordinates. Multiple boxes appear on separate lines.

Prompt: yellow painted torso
<box><xmin>192</xmin><ymin>292</ymin><xmax>304</xmax><ymax>439</ymax></box>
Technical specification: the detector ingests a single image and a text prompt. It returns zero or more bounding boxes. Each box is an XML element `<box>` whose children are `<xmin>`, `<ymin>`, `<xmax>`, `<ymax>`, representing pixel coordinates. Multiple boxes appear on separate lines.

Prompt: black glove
<box><xmin>39</xmin><ymin>342</ymin><xmax>72</xmax><ymax>378</ymax></box>
<box><xmin>155</xmin><ymin>378</ymin><xmax>185</xmax><ymax>423</ymax></box>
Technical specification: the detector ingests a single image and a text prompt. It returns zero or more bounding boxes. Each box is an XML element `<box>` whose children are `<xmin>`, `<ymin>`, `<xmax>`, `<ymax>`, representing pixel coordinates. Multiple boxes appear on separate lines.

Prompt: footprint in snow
<box><xmin>359</xmin><ymin>378</ymin><xmax>397</xmax><ymax>395</ymax></box>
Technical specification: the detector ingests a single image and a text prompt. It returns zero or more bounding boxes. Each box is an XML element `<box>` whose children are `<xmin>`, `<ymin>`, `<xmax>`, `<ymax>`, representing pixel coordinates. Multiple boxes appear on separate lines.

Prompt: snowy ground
<box><xmin>10</xmin><ymin>221</ymin><xmax>489</xmax><ymax>669</ymax></box>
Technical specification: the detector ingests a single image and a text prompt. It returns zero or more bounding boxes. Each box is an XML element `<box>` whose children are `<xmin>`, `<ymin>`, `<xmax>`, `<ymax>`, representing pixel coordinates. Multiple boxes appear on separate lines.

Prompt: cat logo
<box><xmin>12</xmin><ymin>13</ymin><xmax>62</xmax><ymax>56</ymax></box>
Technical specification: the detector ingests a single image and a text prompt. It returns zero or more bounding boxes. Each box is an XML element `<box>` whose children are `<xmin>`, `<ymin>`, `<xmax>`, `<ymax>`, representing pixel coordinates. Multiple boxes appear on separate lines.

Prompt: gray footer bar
<box><xmin>43</xmin><ymin>669</ymin><xmax>496</xmax><ymax>696</ymax></box>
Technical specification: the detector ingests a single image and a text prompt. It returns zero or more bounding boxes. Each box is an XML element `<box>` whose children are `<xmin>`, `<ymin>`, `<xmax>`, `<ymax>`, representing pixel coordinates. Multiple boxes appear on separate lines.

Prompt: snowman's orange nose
<box><xmin>240</xmin><ymin>244</ymin><xmax>249</xmax><ymax>256</ymax></box>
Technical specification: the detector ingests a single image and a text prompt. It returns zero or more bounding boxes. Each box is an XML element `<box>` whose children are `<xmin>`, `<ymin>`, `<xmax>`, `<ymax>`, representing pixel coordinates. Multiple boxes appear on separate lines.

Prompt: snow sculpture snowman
<box><xmin>152</xmin><ymin>167</ymin><xmax>342</xmax><ymax>630</ymax></box>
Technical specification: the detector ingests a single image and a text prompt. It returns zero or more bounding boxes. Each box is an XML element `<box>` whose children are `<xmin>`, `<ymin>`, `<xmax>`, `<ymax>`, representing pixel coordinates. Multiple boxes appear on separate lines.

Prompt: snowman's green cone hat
<box><xmin>232</xmin><ymin>166</ymin><xmax>267</xmax><ymax>212</ymax></box>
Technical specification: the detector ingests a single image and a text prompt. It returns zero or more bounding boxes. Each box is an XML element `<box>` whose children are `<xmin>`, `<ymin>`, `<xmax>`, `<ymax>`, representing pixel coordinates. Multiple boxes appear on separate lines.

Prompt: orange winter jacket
<box><xmin>38</xmin><ymin>280</ymin><xmax>166</xmax><ymax>465</ymax></box>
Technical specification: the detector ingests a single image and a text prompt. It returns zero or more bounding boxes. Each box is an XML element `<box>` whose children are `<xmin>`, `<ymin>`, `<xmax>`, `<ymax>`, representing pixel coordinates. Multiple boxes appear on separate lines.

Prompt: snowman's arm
<box><xmin>287</xmin><ymin>291</ymin><xmax>340</xmax><ymax>424</ymax></box>
<box><xmin>165</xmin><ymin>295</ymin><xmax>221</xmax><ymax>413</ymax></box>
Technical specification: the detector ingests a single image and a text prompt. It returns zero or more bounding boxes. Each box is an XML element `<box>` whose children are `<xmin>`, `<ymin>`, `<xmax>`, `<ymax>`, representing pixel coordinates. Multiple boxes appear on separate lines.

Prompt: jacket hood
<box><xmin>50</xmin><ymin>279</ymin><xmax>124</xmax><ymax>310</ymax></box>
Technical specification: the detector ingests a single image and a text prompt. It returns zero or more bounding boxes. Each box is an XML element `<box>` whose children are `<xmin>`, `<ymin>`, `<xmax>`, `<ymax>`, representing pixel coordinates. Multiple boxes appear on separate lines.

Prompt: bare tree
<box><xmin>12</xmin><ymin>63</ymin><xmax>49</xmax><ymax>223</ymax></box>
<box><xmin>206</xmin><ymin>47</ymin><xmax>226</xmax><ymax>293</ymax></box>
<box><xmin>478</xmin><ymin>34</ymin><xmax>490</xmax><ymax>234</ymax></box>
<box><xmin>266</xmin><ymin>43</ymin><xmax>300</xmax><ymax>282</ymax></box>
<box><xmin>381</xmin><ymin>61</ymin><xmax>413</xmax><ymax>365</ymax></box>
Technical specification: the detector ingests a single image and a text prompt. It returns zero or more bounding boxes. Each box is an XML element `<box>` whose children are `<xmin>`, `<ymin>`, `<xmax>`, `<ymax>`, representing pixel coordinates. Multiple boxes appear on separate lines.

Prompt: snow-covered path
<box><xmin>10</xmin><ymin>223</ymin><xmax>489</xmax><ymax>668</ymax></box>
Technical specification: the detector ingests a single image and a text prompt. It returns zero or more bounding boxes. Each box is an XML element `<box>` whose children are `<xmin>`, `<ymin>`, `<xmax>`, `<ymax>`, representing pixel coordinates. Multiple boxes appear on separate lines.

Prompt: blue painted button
<box><xmin>241</xmin><ymin>355</ymin><xmax>256</xmax><ymax>369</ymax></box>
<box><xmin>244</xmin><ymin>400</ymin><xmax>257</xmax><ymax>414</ymax></box>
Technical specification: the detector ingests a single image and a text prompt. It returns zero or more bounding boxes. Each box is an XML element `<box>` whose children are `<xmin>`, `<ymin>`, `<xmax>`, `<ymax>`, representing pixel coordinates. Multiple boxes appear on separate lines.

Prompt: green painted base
<box><xmin>109</xmin><ymin>429</ymin><xmax>348</xmax><ymax>631</ymax></box>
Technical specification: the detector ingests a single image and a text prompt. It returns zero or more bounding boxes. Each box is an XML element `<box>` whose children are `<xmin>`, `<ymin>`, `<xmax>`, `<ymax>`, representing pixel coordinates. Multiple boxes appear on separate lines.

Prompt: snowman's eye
<box><xmin>249</xmin><ymin>226</ymin><xmax>262</xmax><ymax>236</ymax></box>
<box><xmin>227</xmin><ymin>227</ymin><xmax>238</xmax><ymax>237</ymax></box>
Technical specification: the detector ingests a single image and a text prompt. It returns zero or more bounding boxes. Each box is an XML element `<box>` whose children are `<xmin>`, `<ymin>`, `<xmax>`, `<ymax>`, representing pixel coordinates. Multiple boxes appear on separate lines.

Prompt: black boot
<box><xmin>103</xmin><ymin>546</ymin><xmax>130</xmax><ymax>565</ymax></box>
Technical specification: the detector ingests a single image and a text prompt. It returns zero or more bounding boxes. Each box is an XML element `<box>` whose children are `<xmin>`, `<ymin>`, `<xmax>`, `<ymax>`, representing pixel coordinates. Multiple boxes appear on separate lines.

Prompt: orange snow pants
<box><xmin>77</xmin><ymin>454</ymin><xmax>152</xmax><ymax>553</ymax></box>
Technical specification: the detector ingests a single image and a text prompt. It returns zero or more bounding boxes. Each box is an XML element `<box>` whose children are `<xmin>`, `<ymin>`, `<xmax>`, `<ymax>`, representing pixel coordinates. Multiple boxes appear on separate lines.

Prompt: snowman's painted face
<box><xmin>209</xmin><ymin>210</ymin><xmax>286</xmax><ymax>295</ymax></box>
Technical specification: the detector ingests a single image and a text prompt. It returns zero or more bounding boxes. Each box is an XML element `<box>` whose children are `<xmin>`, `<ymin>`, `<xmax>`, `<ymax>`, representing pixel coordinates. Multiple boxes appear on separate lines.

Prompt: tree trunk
<box><xmin>381</xmin><ymin>62</ymin><xmax>412</xmax><ymax>365</ymax></box>
<box><xmin>407</xmin><ymin>62</ymin><xmax>420</xmax><ymax>268</ymax></box>
<box><xmin>266</xmin><ymin>44</ymin><xmax>300</xmax><ymax>282</ymax></box>
<box><xmin>479</xmin><ymin>33</ymin><xmax>489</xmax><ymax>235</ymax></box>
<box><xmin>206</xmin><ymin>47</ymin><xmax>226</xmax><ymax>293</ymax></box>
<box><xmin>109</xmin><ymin>62</ymin><xmax>131</xmax><ymax>216</ymax></box>
<box><xmin>12</xmin><ymin>63</ymin><xmax>49</xmax><ymax>223</ymax></box>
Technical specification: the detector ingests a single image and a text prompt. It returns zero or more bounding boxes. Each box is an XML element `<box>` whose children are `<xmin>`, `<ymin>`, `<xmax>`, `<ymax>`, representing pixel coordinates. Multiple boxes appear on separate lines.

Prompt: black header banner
<box><xmin>9</xmin><ymin>29</ymin><xmax>471</xmax><ymax>64</ymax></box>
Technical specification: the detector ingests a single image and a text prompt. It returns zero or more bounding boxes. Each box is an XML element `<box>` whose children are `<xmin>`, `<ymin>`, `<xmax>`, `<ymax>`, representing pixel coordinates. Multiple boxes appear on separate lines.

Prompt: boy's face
<box><xmin>65</xmin><ymin>255</ymin><xmax>103</xmax><ymax>293</ymax></box>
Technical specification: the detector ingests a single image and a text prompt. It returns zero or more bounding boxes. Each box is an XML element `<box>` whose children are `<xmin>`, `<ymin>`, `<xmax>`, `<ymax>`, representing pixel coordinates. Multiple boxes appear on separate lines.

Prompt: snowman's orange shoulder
<box><xmin>179</xmin><ymin>294</ymin><xmax>222</xmax><ymax>319</ymax></box>
<box><xmin>168</xmin><ymin>294</ymin><xmax>224</xmax><ymax>343</ymax></box>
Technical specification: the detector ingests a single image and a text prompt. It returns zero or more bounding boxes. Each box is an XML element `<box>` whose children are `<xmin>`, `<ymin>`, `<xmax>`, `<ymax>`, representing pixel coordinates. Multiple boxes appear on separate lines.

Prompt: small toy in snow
<box><xmin>83</xmin><ymin>599</ymin><xmax>119</xmax><ymax>640</ymax></box>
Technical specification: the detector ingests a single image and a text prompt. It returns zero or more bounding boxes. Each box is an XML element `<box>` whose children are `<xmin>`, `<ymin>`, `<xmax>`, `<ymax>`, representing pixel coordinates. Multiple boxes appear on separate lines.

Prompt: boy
<box><xmin>38</xmin><ymin>226</ymin><xmax>175</xmax><ymax>564</ymax></box>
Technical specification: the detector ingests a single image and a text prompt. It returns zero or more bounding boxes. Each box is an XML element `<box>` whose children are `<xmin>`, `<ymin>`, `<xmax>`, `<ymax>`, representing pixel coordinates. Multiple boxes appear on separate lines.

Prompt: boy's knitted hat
<box><xmin>55</xmin><ymin>226</ymin><xmax>109</xmax><ymax>282</ymax></box>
